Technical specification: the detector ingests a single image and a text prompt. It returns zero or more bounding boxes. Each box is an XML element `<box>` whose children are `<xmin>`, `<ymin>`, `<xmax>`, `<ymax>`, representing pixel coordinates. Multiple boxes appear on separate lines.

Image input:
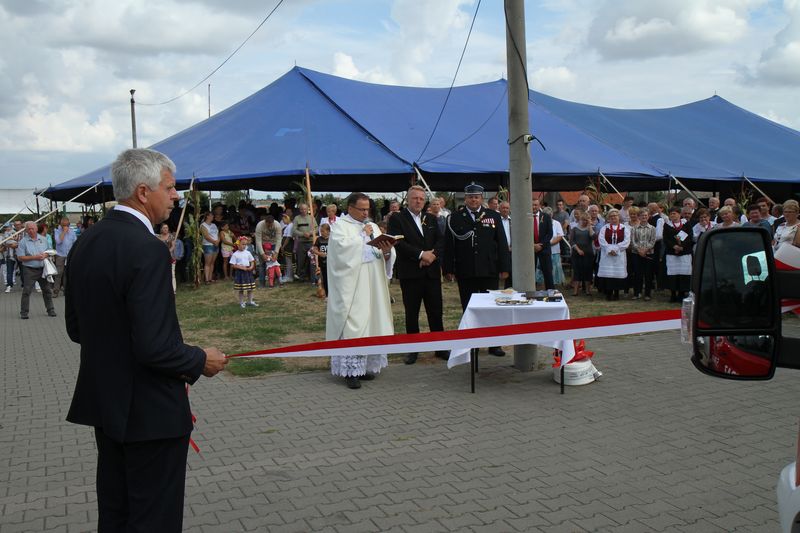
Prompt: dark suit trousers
<box><xmin>94</xmin><ymin>428</ymin><xmax>190</xmax><ymax>533</ymax></box>
<box><xmin>400</xmin><ymin>277</ymin><xmax>444</xmax><ymax>335</ymax></box>
<box><xmin>536</xmin><ymin>251</ymin><xmax>554</xmax><ymax>290</ymax></box>
<box><xmin>457</xmin><ymin>277</ymin><xmax>499</xmax><ymax>311</ymax></box>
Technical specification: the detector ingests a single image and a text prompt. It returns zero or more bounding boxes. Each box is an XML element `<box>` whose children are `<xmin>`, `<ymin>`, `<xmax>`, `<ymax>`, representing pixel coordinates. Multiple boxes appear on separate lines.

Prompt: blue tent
<box><xmin>42</xmin><ymin>66</ymin><xmax>800</xmax><ymax>202</ymax></box>
<box><xmin>531</xmin><ymin>91</ymin><xmax>800</xmax><ymax>190</ymax></box>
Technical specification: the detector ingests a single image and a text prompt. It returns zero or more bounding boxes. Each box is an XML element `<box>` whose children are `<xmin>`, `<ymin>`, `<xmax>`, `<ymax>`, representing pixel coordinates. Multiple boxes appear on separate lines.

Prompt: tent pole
<box><xmin>742</xmin><ymin>175</ymin><xmax>775</xmax><ymax>205</ymax></box>
<box><xmin>176</xmin><ymin>175</ymin><xmax>196</xmax><ymax>235</ymax></box>
<box><xmin>598</xmin><ymin>170</ymin><xmax>624</xmax><ymax>200</ymax></box>
<box><xmin>669</xmin><ymin>174</ymin><xmax>701</xmax><ymax>204</ymax></box>
<box><xmin>1</xmin><ymin>195</ymin><xmax>37</xmax><ymax>227</ymax></box>
<box><xmin>413</xmin><ymin>166</ymin><xmax>436</xmax><ymax>200</ymax></box>
<box><xmin>0</xmin><ymin>180</ymin><xmax>104</xmax><ymax>246</ymax></box>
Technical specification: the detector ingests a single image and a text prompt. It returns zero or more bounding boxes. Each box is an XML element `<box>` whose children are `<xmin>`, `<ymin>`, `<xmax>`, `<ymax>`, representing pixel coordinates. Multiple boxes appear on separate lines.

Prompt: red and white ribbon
<box><xmin>228</xmin><ymin>309</ymin><xmax>681</xmax><ymax>361</ymax></box>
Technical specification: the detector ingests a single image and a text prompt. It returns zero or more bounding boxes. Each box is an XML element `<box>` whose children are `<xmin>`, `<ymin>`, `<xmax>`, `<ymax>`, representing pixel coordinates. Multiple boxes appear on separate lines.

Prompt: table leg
<box><xmin>560</xmin><ymin>366</ymin><xmax>565</xmax><ymax>395</ymax></box>
<box><xmin>471</xmin><ymin>348</ymin><xmax>476</xmax><ymax>393</ymax></box>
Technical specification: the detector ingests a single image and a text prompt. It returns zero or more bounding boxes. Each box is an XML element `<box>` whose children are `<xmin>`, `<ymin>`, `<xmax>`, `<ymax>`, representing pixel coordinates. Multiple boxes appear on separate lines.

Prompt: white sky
<box><xmin>0</xmin><ymin>0</ymin><xmax>798</xmax><ymax>189</ymax></box>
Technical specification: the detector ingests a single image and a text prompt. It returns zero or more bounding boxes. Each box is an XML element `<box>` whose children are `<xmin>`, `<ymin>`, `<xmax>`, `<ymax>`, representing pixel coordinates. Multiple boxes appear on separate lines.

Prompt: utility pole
<box><xmin>130</xmin><ymin>89</ymin><xmax>137</xmax><ymax>148</ymax></box>
<box><xmin>505</xmin><ymin>0</ymin><xmax>538</xmax><ymax>371</ymax></box>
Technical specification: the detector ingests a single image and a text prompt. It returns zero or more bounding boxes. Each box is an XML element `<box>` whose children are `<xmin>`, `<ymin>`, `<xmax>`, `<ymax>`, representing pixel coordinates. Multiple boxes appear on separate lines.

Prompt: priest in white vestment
<box><xmin>326</xmin><ymin>193</ymin><xmax>396</xmax><ymax>389</ymax></box>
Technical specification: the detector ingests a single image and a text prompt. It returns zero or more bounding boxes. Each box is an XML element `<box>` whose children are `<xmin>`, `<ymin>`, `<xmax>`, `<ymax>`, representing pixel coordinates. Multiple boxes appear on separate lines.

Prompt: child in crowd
<box><xmin>263</xmin><ymin>245</ymin><xmax>282</xmax><ymax>288</ymax></box>
<box><xmin>219</xmin><ymin>222</ymin><xmax>235</xmax><ymax>280</ymax></box>
<box><xmin>312</xmin><ymin>223</ymin><xmax>330</xmax><ymax>297</ymax></box>
<box><xmin>230</xmin><ymin>237</ymin><xmax>258</xmax><ymax>308</ymax></box>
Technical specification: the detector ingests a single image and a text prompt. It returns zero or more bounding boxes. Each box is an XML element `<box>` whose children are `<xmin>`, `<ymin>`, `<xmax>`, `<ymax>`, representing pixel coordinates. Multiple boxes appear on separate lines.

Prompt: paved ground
<box><xmin>2</xmin><ymin>286</ymin><xmax>800</xmax><ymax>532</ymax></box>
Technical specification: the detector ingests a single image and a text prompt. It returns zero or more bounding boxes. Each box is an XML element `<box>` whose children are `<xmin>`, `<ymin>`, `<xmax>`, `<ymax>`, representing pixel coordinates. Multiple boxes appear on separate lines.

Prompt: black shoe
<box><xmin>47</xmin><ymin>310</ymin><xmax>57</xmax><ymax>317</ymax></box>
<box><xmin>359</xmin><ymin>373</ymin><xmax>376</xmax><ymax>381</ymax></box>
<box><xmin>488</xmin><ymin>347</ymin><xmax>506</xmax><ymax>357</ymax></box>
<box><xmin>20</xmin><ymin>314</ymin><xmax>28</xmax><ymax>320</ymax></box>
<box><xmin>404</xmin><ymin>353</ymin><xmax>418</xmax><ymax>365</ymax></box>
<box><xmin>435</xmin><ymin>351</ymin><xmax>449</xmax><ymax>360</ymax></box>
<box><xmin>345</xmin><ymin>376</ymin><xmax>361</xmax><ymax>389</ymax></box>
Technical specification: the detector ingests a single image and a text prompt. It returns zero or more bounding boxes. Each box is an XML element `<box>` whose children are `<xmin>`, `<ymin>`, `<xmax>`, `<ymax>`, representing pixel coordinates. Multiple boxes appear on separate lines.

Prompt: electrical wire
<box><xmin>418</xmin><ymin>85</ymin><xmax>507</xmax><ymax>166</ymax></box>
<box><xmin>503</xmin><ymin>0</ymin><xmax>529</xmax><ymax>93</ymax></box>
<box><xmin>139</xmin><ymin>0</ymin><xmax>284</xmax><ymax>106</ymax></box>
<box><xmin>416</xmin><ymin>0</ymin><xmax>482</xmax><ymax>162</ymax></box>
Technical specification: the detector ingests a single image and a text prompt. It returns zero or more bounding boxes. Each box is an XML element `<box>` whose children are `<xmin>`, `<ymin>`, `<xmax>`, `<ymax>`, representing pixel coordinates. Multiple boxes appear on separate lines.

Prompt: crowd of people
<box><xmin>4</xmin><ymin>187</ymin><xmax>796</xmax><ymax>316</ymax></box>
<box><xmin>549</xmin><ymin>194</ymin><xmax>796</xmax><ymax>303</ymax></box>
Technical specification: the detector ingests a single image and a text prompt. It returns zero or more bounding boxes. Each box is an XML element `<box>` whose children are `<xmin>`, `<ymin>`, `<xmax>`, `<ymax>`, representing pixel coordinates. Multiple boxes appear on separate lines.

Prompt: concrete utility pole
<box><xmin>130</xmin><ymin>89</ymin><xmax>137</xmax><ymax>148</ymax></box>
<box><xmin>505</xmin><ymin>0</ymin><xmax>538</xmax><ymax>371</ymax></box>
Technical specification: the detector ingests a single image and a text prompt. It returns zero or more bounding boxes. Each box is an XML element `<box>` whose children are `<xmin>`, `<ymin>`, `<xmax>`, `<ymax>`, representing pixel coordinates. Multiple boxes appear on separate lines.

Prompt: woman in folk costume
<box><xmin>597</xmin><ymin>209</ymin><xmax>630</xmax><ymax>301</ymax></box>
<box><xmin>663</xmin><ymin>206</ymin><xmax>693</xmax><ymax>303</ymax></box>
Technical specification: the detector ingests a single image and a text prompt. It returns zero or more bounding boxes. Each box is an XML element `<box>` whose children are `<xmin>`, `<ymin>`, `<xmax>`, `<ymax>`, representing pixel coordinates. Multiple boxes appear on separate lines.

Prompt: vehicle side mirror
<box><xmin>689</xmin><ymin>227</ymin><xmax>780</xmax><ymax>379</ymax></box>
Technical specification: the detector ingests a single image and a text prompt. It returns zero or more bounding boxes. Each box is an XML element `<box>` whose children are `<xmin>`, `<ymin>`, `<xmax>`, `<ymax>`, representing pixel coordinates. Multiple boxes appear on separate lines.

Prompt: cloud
<box><xmin>586</xmin><ymin>0</ymin><xmax>761</xmax><ymax>60</ymax></box>
<box><xmin>387</xmin><ymin>0</ymin><xmax>475</xmax><ymax>85</ymax></box>
<box><xmin>531</xmin><ymin>66</ymin><xmax>577</xmax><ymax>93</ymax></box>
<box><xmin>331</xmin><ymin>52</ymin><xmax>396</xmax><ymax>84</ymax></box>
<box><xmin>745</xmin><ymin>0</ymin><xmax>800</xmax><ymax>85</ymax></box>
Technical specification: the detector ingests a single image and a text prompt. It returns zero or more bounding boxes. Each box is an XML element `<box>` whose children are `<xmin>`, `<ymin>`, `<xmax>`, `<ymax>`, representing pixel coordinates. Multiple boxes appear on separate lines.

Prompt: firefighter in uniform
<box><xmin>443</xmin><ymin>182</ymin><xmax>511</xmax><ymax>356</ymax></box>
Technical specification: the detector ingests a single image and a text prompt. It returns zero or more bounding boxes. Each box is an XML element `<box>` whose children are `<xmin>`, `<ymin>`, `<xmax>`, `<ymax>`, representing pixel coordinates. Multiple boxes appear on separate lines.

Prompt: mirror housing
<box><xmin>690</xmin><ymin>227</ymin><xmax>780</xmax><ymax>380</ymax></box>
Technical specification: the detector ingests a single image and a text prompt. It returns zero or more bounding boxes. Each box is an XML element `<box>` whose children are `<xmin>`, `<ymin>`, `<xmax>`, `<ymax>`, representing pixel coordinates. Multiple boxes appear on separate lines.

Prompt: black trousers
<box><xmin>536</xmin><ymin>250</ymin><xmax>554</xmax><ymax>290</ymax></box>
<box><xmin>400</xmin><ymin>277</ymin><xmax>444</xmax><ymax>335</ymax></box>
<box><xmin>457</xmin><ymin>276</ymin><xmax>499</xmax><ymax>311</ymax></box>
<box><xmin>631</xmin><ymin>253</ymin><xmax>655</xmax><ymax>297</ymax></box>
<box><xmin>94</xmin><ymin>428</ymin><xmax>190</xmax><ymax>533</ymax></box>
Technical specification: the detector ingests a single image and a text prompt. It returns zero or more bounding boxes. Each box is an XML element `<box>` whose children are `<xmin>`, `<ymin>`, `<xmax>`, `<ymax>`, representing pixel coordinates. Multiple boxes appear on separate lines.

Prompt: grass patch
<box><xmin>226</xmin><ymin>358</ymin><xmax>285</xmax><ymax>377</ymax></box>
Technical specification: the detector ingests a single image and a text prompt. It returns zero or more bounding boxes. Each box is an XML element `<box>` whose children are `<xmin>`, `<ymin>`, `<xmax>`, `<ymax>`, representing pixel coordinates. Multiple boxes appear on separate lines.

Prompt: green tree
<box><xmin>220</xmin><ymin>190</ymin><xmax>246</xmax><ymax>208</ymax></box>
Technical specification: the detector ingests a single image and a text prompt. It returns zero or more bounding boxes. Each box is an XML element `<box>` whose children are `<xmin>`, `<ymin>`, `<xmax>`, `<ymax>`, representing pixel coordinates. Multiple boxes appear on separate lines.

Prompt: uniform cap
<box><xmin>464</xmin><ymin>182</ymin><xmax>484</xmax><ymax>195</ymax></box>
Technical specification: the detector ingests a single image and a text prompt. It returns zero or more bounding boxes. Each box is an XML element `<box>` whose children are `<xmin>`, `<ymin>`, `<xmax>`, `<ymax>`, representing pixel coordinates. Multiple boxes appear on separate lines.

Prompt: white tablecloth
<box><xmin>448</xmin><ymin>293</ymin><xmax>575</xmax><ymax>368</ymax></box>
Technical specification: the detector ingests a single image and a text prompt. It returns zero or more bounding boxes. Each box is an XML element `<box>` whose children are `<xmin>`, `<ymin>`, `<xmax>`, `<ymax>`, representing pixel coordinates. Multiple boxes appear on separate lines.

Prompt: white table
<box><xmin>449</xmin><ymin>293</ymin><xmax>576</xmax><ymax>392</ymax></box>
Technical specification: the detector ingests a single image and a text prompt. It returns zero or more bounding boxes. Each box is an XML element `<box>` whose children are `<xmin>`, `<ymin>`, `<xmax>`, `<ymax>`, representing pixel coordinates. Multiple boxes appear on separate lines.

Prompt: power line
<box><xmin>139</xmin><ymin>0</ymin><xmax>284</xmax><ymax>106</ymax></box>
<box><xmin>503</xmin><ymin>0</ymin><xmax>529</xmax><ymax>93</ymax></box>
<box><xmin>418</xmin><ymin>85</ymin><xmax>507</xmax><ymax>166</ymax></box>
<box><xmin>416</xmin><ymin>0</ymin><xmax>482</xmax><ymax>162</ymax></box>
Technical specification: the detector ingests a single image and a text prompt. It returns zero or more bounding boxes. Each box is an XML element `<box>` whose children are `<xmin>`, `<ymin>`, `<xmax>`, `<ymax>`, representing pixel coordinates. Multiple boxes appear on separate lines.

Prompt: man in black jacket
<box><xmin>388</xmin><ymin>186</ymin><xmax>446</xmax><ymax>364</ymax></box>
<box><xmin>532</xmin><ymin>198</ymin><xmax>555</xmax><ymax>290</ymax></box>
<box><xmin>443</xmin><ymin>182</ymin><xmax>511</xmax><ymax>356</ymax></box>
<box><xmin>65</xmin><ymin>149</ymin><xmax>227</xmax><ymax>532</ymax></box>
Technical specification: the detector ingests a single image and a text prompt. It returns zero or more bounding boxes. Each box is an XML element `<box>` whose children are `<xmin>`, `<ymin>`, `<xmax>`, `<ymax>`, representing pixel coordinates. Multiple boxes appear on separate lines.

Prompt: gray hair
<box><xmin>24</xmin><ymin>221</ymin><xmax>37</xmax><ymax>229</ymax></box>
<box><xmin>111</xmin><ymin>149</ymin><xmax>176</xmax><ymax>201</ymax></box>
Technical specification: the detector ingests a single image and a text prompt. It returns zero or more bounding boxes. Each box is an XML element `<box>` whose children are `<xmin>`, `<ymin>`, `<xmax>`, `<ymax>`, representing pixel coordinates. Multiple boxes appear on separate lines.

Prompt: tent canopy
<box><xmin>43</xmin><ymin>66</ymin><xmax>800</xmax><ymax>202</ymax></box>
<box><xmin>531</xmin><ymin>91</ymin><xmax>800</xmax><ymax>190</ymax></box>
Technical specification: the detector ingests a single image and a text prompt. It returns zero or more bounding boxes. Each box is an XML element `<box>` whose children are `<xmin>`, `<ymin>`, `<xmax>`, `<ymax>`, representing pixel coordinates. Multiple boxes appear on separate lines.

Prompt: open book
<box><xmin>366</xmin><ymin>234</ymin><xmax>404</xmax><ymax>247</ymax></box>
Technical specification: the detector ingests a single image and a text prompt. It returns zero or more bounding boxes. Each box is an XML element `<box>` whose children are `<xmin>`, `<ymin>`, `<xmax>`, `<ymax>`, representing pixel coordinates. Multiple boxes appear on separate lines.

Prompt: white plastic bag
<box><xmin>43</xmin><ymin>257</ymin><xmax>57</xmax><ymax>281</ymax></box>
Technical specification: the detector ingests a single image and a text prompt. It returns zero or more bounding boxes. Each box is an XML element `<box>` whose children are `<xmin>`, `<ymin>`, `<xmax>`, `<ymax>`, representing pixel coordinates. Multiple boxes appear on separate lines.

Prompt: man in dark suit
<box><xmin>532</xmin><ymin>197</ymin><xmax>555</xmax><ymax>290</ymax></box>
<box><xmin>444</xmin><ymin>182</ymin><xmax>511</xmax><ymax>356</ymax></box>
<box><xmin>388</xmin><ymin>185</ymin><xmax>446</xmax><ymax>365</ymax></box>
<box><xmin>65</xmin><ymin>148</ymin><xmax>228</xmax><ymax>532</ymax></box>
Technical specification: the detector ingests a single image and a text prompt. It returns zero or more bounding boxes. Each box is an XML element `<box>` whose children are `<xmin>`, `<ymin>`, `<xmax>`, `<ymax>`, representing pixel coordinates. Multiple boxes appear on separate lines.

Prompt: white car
<box><xmin>778</xmin><ymin>443</ymin><xmax>800</xmax><ymax>533</ymax></box>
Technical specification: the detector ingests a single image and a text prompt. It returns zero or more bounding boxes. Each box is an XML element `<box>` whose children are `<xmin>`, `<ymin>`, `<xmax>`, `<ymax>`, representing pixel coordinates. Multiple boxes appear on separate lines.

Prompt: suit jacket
<box><xmin>387</xmin><ymin>209</ymin><xmax>444</xmax><ymax>280</ymax></box>
<box><xmin>65</xmin><ymin>209</ymin><xmax>206</xmax><ymax>443</ymax></box>
<box><xmin>533</xmin><ymin>210</ymin><xmax>553</xmax><ymax>252</ymax></box>
<box><xmin>443</xmin><ymin>207</ymin><xmax>511</xmax><ymax>278</ymax></box>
